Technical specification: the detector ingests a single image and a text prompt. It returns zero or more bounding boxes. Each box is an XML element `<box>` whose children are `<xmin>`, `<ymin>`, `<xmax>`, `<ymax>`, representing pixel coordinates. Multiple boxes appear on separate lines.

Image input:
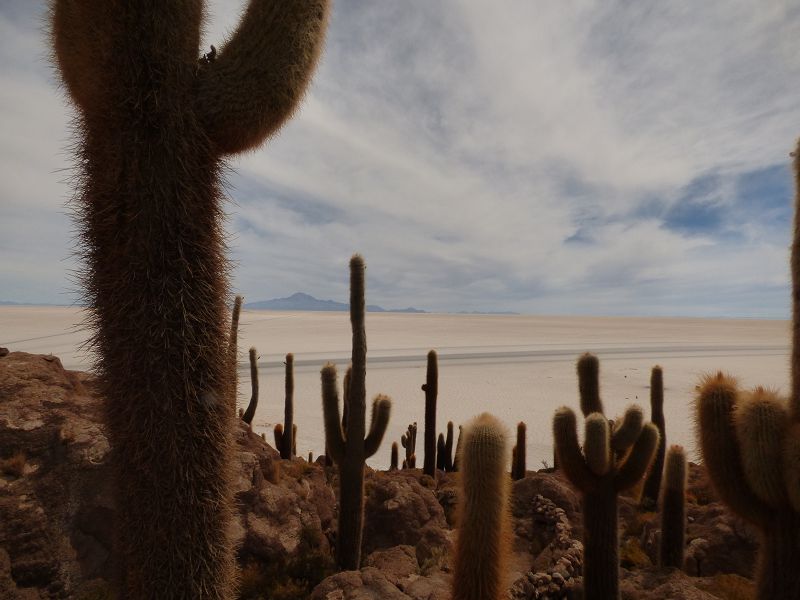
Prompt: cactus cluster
<box><xmin>553</xmin><ymin>353</ymin><xmax>659</xmax><ymax>600</ymax></box>
<box><xmin>321</xmin><ymin>255</ymin><xmax>392</xmax><ymax>570</ymax></box>
<box><xmin>51</xmin><ymin>0</ymin><xmax>329</xmax><ymax>595</ymax></box>
<box><xmin>401</xmin><ymin>422</ymin><xmax>418</xmax><ymax>468</ymax></box>
<box><xmin>694</xmin><ymin>143</ymin><xmax>800</xmax><ymax>600</ymax></box>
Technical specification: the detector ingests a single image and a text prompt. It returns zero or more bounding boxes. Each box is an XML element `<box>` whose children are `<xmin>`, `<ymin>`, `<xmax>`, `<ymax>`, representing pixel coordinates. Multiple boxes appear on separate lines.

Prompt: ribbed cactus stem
<box><xmin>445</xmin><ymin>421</ymin><xmax>455</xmax><ymax>471</ymax></box>
<box><xmin>512</xmin><ymin>421</ymin><xmax>526</xmax><ymax>480</ymax></box>
<box><xmin>451</xmin><ymin>413</ymin><xmax>510</xmax><ymax>600</ymax></box>
<box><xmin>577</xmin><ymin>353</ymin><xmax>603</xmax><ymax>416</ymax></box>
<box><xmin>437</xmin><ymin>433</ymin><xmax>447</xmax><ymax>471</ymax></box>
<box><xmin>423</xmin><ymin>349</ymin><xmax>439</xmax><ymax>476</ymax></box>
<box><xmin>390</xmin><ymin>442</ymin><xmax>398</xmax><ymax>471</ymax></box>
<box><xmin>641</xmin><ymin>366</ymin><xmax>666</xmax><ymax>510</ymax></box>
<box><xmin>242</xmin><ymin>347</ymin><xmax>258</xmax><ymax>425</ymax></box>
<box><xmin>659</xmin><ymin>445</ymin><xmax>686</xmax><ymax>568</ymax></box>
<box><xmin>281</xmin><ymin>353</ymin><xmax>294</xmax><ymax>459</ymax></box>
<box><xmin>320</xmin><ymin>256</ymin><xmax>391</xmax><ymax>570</ymax></box>
<box><xmin>273</xmin><ymin>424</ymin><xmax>284</xmax><ymax>454</ymax></box>
<box><xmin>51</xmin><ymin>0</ymin><xmax>330</xmax><ymax>594</ymax></box>
<box><xmin>308</xmin><ymin>451</ymin><xmax>313</xmax><ymax>463</ymax></box>
<box><xmin>453</xmin><ymin>425</ymin><xmax>463</xmax><ymax>472</ymax></box>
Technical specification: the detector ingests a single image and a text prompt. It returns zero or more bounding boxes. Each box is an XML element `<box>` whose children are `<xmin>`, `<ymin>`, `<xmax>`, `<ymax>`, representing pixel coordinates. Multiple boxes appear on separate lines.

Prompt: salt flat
<box><xmin>0</xmin><ymin>306</ymin><xmax>790</xmax><ymax>469</ymax></box>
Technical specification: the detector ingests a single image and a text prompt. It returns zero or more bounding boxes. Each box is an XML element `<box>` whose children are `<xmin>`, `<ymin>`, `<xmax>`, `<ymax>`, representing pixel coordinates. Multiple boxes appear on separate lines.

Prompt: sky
<box><xmin>1</xmin><ymin>1</ymin><xmax>799</xmax><ymax>317</ymax></box>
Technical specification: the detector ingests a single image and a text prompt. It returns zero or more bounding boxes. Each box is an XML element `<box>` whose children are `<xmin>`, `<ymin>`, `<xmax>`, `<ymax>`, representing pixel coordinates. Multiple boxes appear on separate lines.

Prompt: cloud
<box><xmin>1</xmin><ymin>0</ymin><xmax>798</xmax><ymax>316</ymax></box>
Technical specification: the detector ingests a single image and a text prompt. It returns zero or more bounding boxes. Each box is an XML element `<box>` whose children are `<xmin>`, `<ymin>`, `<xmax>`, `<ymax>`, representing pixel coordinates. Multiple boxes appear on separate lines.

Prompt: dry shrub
<box><xmin>1</xmin><ymin>452</ymin><xmax>25</xmax><ymax>477</ymax></box>
<box><xmin>619</xmin><ymin>537</ymin><xmax>651</xmax><ymax>569</ymax></box>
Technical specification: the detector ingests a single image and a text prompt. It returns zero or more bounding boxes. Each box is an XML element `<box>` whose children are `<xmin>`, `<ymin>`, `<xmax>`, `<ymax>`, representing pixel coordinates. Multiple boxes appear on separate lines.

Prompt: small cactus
<box><xmin>423</xmin><ymin>349</ymin><xmax>439</xmax><ymax>476</ymax></box>
<box><xmin>445</xmin><ymin>420</ymin><xmax>455</xmax><ymax>471</ymax></box>
<box><xmin>437</xmin><ymin>433</ymin><xmax>447</xmax><ymax>471</ymax></box>
<box><xmin>241</xmin><ymin>347</ymin><xmax>259</xmax><ymax>425</ymax></box>
<box><xmin>453</xmin><ymin>425</ymin><xmax>463</xmax><ymax>472</ymax></box>
<box><xmin>641</xmin><ymin>366</ymin><xmax>666</xmax><ymax>510</ymax></box>
<box><xmin>401</xmin><ymin>422</ymin><xmax>417</xmax><ymax>469</ymax></box>
<box><xmin>390</xmin><ymin>442</ymin><xmax>399</xmax><ymax>471</ymax></box>
<box><xmin>659</xmin><ymin>445</ymin><xmax>686</xmax><ymax>568</ymax></box>
<box><xmin>511</xmin><ymin>421</ymin><xmax>526</xmax><ymax>480</ymax></box>
<box><xmin>321</xmin><ymin>255</ymin><xmax>391</xmax><ymax>570</ymax></box>
<box><xmin>451</xmin><ymin>413</ymin><xmax>511</xmax><ymax>600</ymax></box>
<box><xmin>553</xmin><ymin>353</ymin><xmax>659</xmax><ymax>600</ymax></box>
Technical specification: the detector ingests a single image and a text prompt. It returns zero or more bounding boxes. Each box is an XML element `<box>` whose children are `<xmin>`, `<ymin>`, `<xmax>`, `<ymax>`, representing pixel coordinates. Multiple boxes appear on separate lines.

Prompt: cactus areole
<box><xmin>52</xmin><ymin>2</ymin><xmax>329</xmax><ymax>597</ymax></box>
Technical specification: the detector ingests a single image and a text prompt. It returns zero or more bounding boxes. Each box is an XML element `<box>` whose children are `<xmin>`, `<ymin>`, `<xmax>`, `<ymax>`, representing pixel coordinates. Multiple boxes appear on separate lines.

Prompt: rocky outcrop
<box><xmin>0</xmin><ymin>351</ymin><xmax>337</xmax><ymax>598</ymax></box>
<box><xmin>1</xmin><ymin>351</ymin><xmax>763</xmax><ymax>599</ymax></box>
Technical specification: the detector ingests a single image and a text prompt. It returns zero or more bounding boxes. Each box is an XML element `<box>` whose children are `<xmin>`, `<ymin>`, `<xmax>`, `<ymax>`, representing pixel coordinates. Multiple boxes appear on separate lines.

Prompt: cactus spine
<box><xmin>451</xmin><ymin>413</ymin><xmax>511</xmax><ymax>600</ymax></box>
<box><xmin>242</xmin><ymin>347</ymin><xmax>259</xmax><ymax>425</ymax></box>
<box><xmin>659</xmin><ymin>445</ymin><xmax>686</xmax><ymax>568</ymax></box>
<box><xmin>321</xmin><ymin>255</ymin><xmax>391</xmax><ymax>570</ymax></box>
<box><xmin>641</xmin><ymin>366</ymin><xmax>666</xmax><ymax>510</ymax></box>
<box><xmin>512</xmin><ymin>421</ymin><xmax>527</xmax><ymax>480</ymax></box>
<box><xmin>51</xmin><ymin>2</ymin><xmax>329</xmax><ymax>595</ymax></box>
<box><xmin>423</xmin><ymin>349</ymin><xmax>439</xmax><ymax>476</ymax></box>
<box><xmin>280</xmin><ymin>353</ymin><xmax>295</xmax><ymax>459</ymax></box>
<box><xmin>695</xmin><ymin>144</ymin><xmax>800</xmax><ymax>600</ymax></box>
<box><xmin>553</xmin><ymin>354</ymin><xmax>659</xmax><ymax>600</ymax></box>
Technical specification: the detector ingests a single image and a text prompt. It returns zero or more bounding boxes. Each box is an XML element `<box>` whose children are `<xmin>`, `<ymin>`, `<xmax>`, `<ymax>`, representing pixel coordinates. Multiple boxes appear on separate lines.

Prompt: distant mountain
<box><xmin>245</xmin><ymin>292</ymin><xmax>426</xmax><ymax>313</ymax></box>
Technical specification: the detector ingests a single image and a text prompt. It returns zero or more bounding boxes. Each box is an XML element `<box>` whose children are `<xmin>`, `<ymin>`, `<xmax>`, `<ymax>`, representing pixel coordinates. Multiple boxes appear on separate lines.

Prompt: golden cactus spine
<box><xmin>51</xmin><ymin>2</ymin><xmax>329</xmax><ymax>596</ymax></box>
<box><xmin>321</xmin><ymin>255</ymin><xmax>391</xmax><ymax>570</ymax></box>
<box><xmin>553</xmin><ymin>353</ymin><xmax>659</xmax><ymax>600</ymax></box>
<box><xmin>451</xmin><ymin>413</ymin><xmax>511</xmax><ymax>600</ymax></box>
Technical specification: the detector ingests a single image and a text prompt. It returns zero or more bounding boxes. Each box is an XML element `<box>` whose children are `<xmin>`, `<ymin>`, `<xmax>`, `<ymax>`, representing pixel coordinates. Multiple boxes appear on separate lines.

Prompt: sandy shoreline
<box><xmin>0</xmin><ymin>306</ymin><xmax>790</xmax><ymax>469</ymax></box>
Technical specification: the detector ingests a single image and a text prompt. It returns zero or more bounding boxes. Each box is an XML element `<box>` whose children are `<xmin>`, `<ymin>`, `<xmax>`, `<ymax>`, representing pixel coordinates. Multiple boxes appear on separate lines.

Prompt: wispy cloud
<box><xmin>1</xmin><ymin>0</ymin><xmax>798</xmax><ymax>316</ymax></box>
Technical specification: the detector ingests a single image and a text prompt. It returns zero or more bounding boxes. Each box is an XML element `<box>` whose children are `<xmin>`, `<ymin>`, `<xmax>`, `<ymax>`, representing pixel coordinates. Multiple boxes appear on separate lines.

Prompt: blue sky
<box><xmin>1</xmin><ymin>1</ymin><xmax>799</xmax><ymax>317</ymax></box>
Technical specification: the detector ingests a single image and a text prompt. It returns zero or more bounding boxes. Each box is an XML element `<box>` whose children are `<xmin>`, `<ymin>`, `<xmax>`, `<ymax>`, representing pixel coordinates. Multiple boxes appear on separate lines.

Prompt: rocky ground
<box><xmin>0</xmin><ymin>351</ymin><xmax>757</xmax><ymax>599</ymax></box>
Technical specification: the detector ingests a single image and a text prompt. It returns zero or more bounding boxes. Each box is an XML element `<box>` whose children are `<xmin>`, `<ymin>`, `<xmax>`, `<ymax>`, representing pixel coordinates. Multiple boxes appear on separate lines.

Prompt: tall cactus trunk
<box><xmin>281</xmin><ymin>353</ymin><xmax>295</xmax><ymax>459</ymax></box>
<box><xmin>642</xmin><ymin>366</ymin><xmax>666</xmax><ymax>510</ymax></box>
<box><xmin>52</xmin><ymin>2</ymin><xmax>329</xmax><ymax>596</ymax></box>
<box><xmin>583</xmin><ymin>483</ymin><xmax>619</xmax><ymax>600</ymax></box>
<box><xmin>321</xmin><ymin>255</ymin><xmax>391</xmax><ymax>571</ymax></box>
<box><xmin>423</xmin><ymin>350</ymin><xmax>438</xmax><ymax>476</ymax></box>
<box><xmin>758</xmin><ymin>515</ymin><xmax>800</xmax><ymax>599</ymax></box>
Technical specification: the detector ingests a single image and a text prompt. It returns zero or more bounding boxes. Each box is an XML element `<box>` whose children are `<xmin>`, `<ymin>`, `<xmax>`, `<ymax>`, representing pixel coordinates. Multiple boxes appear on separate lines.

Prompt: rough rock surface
<box><xmin>1</xmin><ymin>351</ymin><xmax>762</xmax><ymax>599</ymax></box>
<box><xmin>0</xmin><ymin>352</ymin><xmax>337</xmax><ymax>598</ymax></box>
